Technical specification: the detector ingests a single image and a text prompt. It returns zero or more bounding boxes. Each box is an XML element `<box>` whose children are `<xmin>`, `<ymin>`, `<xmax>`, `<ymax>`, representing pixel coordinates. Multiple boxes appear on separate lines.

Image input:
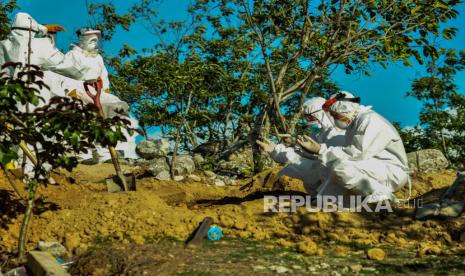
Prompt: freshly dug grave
<box><xmin>1</xmin><ymin>164</ymin><xmax>464</xmax><ymax>261</ymax></box>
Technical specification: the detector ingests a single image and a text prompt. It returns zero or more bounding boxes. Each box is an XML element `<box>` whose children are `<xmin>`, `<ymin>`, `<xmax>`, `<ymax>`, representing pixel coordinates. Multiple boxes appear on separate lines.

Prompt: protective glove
<box><xmin>297</xmin><ymin>135</ymin><xmax>321</xmax><ymax>154</ymax></box>
<box><xmin>43</xmin><ymin>24</ymin><xmax>66</xmax><ymax>33</ymax></box>
<box><xmin>256</xmin><ymin>138</ymin><xmax>276</xmax><ymax>154</ymax></box>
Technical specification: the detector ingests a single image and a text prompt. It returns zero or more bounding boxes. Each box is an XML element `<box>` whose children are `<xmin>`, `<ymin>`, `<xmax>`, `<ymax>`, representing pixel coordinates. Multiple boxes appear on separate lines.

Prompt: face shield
<box><xmin>323</xmin><ymin>91</ymin><xmax>361</xmax><ymax>129</ymax></box>
<box><xmin>79</xmin><ymin>34</ymin><xmax>100</xmax><ymax>52</ymax></box>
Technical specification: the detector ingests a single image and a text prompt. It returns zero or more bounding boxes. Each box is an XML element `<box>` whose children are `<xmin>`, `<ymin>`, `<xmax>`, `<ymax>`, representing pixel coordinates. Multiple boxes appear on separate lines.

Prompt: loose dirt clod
<box><xmin>367</xmin><ymin>248</ymin><xmax>386</xmax><ymax>261</ymax></box>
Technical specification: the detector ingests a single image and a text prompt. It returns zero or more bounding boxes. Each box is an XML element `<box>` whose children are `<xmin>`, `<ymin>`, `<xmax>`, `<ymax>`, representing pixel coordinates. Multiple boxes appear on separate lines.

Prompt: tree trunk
<box><xmin>170</xmin><ymin>92</ymin><xmax>193</xmax><ymax>178</ymax></box>
<box><xmin>18</xmin><ymin>182</ymin><xmax>38</xmax><ymax>260</ymax></box>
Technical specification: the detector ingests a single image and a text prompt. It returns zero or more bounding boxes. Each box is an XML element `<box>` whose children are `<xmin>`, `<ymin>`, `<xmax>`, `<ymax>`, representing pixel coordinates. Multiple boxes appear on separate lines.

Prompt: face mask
<box><xmin>334</xmin><ymin>119</ymin><xmax>350</xmax><ymax>129</ymax></box>
<box><xmin>79</xmin><ymin>34</ymin><xmax>99</xmax><ymax>52</ymax></box>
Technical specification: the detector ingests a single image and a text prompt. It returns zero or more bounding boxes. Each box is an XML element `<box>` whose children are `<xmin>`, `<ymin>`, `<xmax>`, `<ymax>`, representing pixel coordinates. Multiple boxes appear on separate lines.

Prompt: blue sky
<box><xmin>14</xmin><ymin>0</ymin><xmax>465</xmax><ymax>127</ymax></box>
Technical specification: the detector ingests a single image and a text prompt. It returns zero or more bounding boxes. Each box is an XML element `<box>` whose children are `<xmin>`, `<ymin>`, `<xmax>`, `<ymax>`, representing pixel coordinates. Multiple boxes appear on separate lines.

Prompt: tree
<box><xmin>0</xmin><ymin>62</ymin><xmax>129</xmax><ymax>259</ymax></box>
<box><xmin>406</xmin><ymin>48</ymin><xmax>465</xmax><ymax>164</ymax></box>
<box><xmin>96</xmin><ymin>0</ymin><xmax>461</xmax><ymax>172</ymax></box>
<box><xmin>0</xmin><ymin>0</ymin><xmax>17</xmax><ymax>40</ymax></box>
<box><xmin>191</xmin><ymin>0</ymin><xmax>461</xmax><ymax>171</ymax></box>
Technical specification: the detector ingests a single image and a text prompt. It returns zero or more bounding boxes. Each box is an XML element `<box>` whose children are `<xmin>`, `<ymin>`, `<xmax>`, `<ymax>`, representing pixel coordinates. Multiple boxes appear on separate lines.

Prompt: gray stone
<box><xmin>187</xmin><ymin>174</ymin><xmax>202</xmax><ymax>182</ymax></box>
<box><xmin>168</xmin><ymin>155</ymin><xmax>195</xmax><ymax>176</ymax></box>
<box><xmin>349</xmin><ymin>264</ymin><xmax>362</xmax><ymax>273</ymax></box>
<box><xmin>193</xmin><ymin>154</ymin><xmax>205</xmax><ymax>169</ymax></box>
<box><xmin>136</xmin><ymin>139</ymin><xmax>170</xmax><ymax>159</ymax></box>
<box><xmin>173</xmin><ymin>175</ymin><xmax>184</xmax><ymax>181</ymax></box>
<box><xmin>217</xmin><ymin>146</ymin><xmax>277</xmax><ymax>177</ymax></box>
<box><xmin>204</xmin><ymin>170</ymin><xmax>216</xmax><ymax>178</ymax></box>
<box><xmin>407</xmin><ymin>149</ymin><xmax>449</xmax><ymax>172</ymax></box>
<box><xmin>146</xmin><ymin>158</ymin><xmax>170</xmax><ymax>176</ymax></box>
<box><xmin>270</xmin><ymin>265</ymin><xmax>289</xmax><ymax>274</ymax></box>
<box><xmin>213</xmin><ymin>179</ymin><xmax>226</xmax><ymax>187</ymax></box>
<box><xmin>222</xmin><ymin>177</ymin><xmax>236</xmax><ymax>186</ymax></box>
<box><xmin>155</xmin><ymin>171</ymin><xmax>171</xmax><ymax>181</ymax></box>
<box><xmin>193</xmin><ymin>141</ymin><xmax>222</xmax><ymax>156</ymax></box>
<box><xmin>37</xmin><ymin>241</ymin><xmax>67</xmax><ymax>257</ymax></box>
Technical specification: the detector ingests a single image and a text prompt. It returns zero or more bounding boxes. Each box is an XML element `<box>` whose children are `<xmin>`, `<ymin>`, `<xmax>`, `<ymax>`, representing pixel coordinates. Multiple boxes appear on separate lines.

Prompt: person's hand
<box><xmin>256</xmin><ymin>138</ymin><xmax>276</xmax><ymax>154</ymax></box>
<box><xmin>297</xmin><ymin>135</ymin><xmax>321</xmax><ymax>154</ymax></box>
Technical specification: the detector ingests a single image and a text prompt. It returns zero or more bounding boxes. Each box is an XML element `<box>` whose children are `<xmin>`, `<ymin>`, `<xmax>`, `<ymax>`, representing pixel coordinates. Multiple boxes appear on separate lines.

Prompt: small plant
<box><xmin>0</xmin><ymin>62</ymin><xmax>130</xmax><ymax>260</ymax></box>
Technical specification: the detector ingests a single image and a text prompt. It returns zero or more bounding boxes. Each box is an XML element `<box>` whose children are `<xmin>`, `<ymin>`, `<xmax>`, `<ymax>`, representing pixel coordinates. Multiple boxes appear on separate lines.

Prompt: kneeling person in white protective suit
<box><xmin>297</xmin><ymin>91</ymin><xmax>409</xmax><ymax>203</ymax></box>
<box><xmin>257</xmin><ymin>97</ymin><xmax>345</xmax><ymax>192</ymax></box>
<box><xmin>65</xmin><ymin>27</ymin><xmax>139</xmax><ymax>161</ymax></box>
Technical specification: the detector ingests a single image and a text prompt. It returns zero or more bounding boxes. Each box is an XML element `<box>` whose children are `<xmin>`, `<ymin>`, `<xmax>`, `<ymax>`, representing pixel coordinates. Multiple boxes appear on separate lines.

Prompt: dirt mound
<box><xmin>1</xmin><ymin>164</ymin><xmax>464</xmax><ymax>259</ymax></box>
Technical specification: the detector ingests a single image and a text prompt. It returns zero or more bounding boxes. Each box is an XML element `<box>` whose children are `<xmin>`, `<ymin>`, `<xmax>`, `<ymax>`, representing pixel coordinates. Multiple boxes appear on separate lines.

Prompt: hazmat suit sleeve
<box><xmin>98</xmin><ymin>55</ymin><xmax>110</xmax><ymax>93</ymax></box>
<box><xmin>318</xmin><ymin>114</ymin><xmax>393</xmax><ymax>165</ymax></box>
<box><xmin>31</xmin><ymin>39</ymin><xmax>85</xmax><ymax>79</ymax></box>
<box><xmin>270</xmin><ymin>144</ymin><xmax>302</xmax><ymax>164</ymax></box>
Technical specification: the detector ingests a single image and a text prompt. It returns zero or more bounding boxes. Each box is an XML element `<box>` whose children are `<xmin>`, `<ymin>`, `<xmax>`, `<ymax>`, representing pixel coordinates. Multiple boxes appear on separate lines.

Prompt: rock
<box><xmin>407</xmin><ymin>149</ymin><xmax>449</xmax><ymax>172</ymax></box>
<box><xmin>193</xmin><ymin>141</ymin><xmax>222</xmax><ymax>156</ymax></box>
<box><xmin>417</xmin><ymin>244</ymin><xmax>442</xmax><ymax>256</ymax></box>
<box><xmin>155</xmin><ymin>171</ymin><xmax>171</xmax><ymax>181</ymax></box>
<box><xmin>168</xmin><ymin>155</ymin><xmax>195</xmax><ymax>176</ymax></box>
<box><xmin>297</xmin><ymin>238</ymin><xmax>321</xmax><ymax>255</ymax></box>
<box><xmin>136</xmin><ymin>139</ymin><xmax>169</xmax><ymax>159</ymax></box>
<box><xmin>37</xmin><ymin>241</ymin><xmax>67</xmax><ymax>256</ymax></box>
<box><xmin>349</xmin><ymin>264</ymin><xmax>362</xmax><ymax>273</ymax></box>
<box><xmin>221</xmin><ymin>176</ymin><xmax>236</xmax><ymax>186</ymax></box>
<box><xmin>204</xmin><ymin>170</ymin><xmax>216</xmax><ymax>178</ymax></box>
<box><xmin>173</xmin><ymin>175</ymin><xmax>184</xmax><ymax>181</ymax></box>
<box><xmin>145</xmin><ymin>158</ymin><xmax>170</xmax><ymax>176</ymax></box>
<box><xmin>187</xmin><ymin>174</ymin><xmax>201</xmax><ymax>182</ymax></box>
<box><xmin>217</xmin><ymin>146</ymin><xmax>277</xmax><ymax>177</ymax></box>
<box><xmin>193</xmin><ymin>154</ymin><xmax>205</xmax><ymax>169</ymax></box>
<box><xmin>270</xmin><ymin>265</ymin><xmax>289</xmax><ymax>274</ymax></box>
<box><xmin>213</xmin><ymin>179</ymin><xmax>226</xmax><ymax>187</ymax></box>
<box><xmin>367</xmin><ymin>248</ymin><xmax>385</xmax><ymax>261</ymax></box>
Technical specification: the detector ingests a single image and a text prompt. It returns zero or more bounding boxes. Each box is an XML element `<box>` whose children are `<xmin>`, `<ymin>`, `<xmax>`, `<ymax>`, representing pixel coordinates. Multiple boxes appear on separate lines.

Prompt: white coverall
<box><xmin>269</xmin><ymin>97</ymin><xmax>345</xmax><ymax>192</ymax></box>
<box><xmin>317</xmin><ymin>92</ymin><xmax>409</xmax><ymax>202</ymax></box>
<box><xmin>0</xmin><ymin>13</ymin><xmax>87</xmax><ymax>177</ymax></box>
<box><xmin>65</xmin><ymin>43</ymin><xmax>139</xmax><ymax>160</ymax></box>
<box><xmin>0</xmin><ymin>13</ymin><xmax>86</xmax><ymax>103</ymax></box>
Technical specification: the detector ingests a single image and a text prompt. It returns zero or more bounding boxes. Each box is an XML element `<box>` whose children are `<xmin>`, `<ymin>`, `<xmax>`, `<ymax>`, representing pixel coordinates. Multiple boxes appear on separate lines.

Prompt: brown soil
<box><xmin>1</xmin><ymin>164</ymin><xmax>465</xmax><ymax>274</ymax></box>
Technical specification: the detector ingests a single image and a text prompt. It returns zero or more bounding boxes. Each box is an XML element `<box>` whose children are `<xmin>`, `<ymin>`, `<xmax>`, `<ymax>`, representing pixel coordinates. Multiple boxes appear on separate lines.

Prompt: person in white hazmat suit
<box><xmin>297</xmin><ymin>91</ymin><xmax>410</xmax><ymax>203</ymax></box>
<box><xmin>256</xmin><ymin>97</ymin><xmax>345</xmax><ymax>193</ymax></box>
<box><xmin>0</xmin><ymin>12</ymin><xmax>89</xmax><ymax>180</ymax></box>
<box><xmin>65</xmin><ymin>27</ymin><xmax>139</xmax><ymax>161</ymax></box>
<box><xmin>0</xmin><ymin>12</ymin><xmax>86</xmax><ymax>104</ymax></box>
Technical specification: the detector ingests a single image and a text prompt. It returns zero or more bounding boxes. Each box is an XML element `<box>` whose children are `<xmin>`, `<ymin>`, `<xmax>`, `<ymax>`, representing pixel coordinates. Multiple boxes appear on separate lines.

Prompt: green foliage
<box><xmin>98</xmin><ymin>0</ymin><xmax>461</xmax><ymax>170</ymax></box>
<box><xmin>88</xmin><ymin>2</ymin><xmax>134</xmax><ymax>41</ymax></box>
<box><xmin>405</xmin><ymin>48</ymin><xmax>465</xmax><ymax>164</ymax></box>
<box><xmin>0</xmin><ymin>0</ymin><xmax>16</xmax><ymax>40</ymax></box>
<box><xmin>0</xmin><ymin>62</ymin><xmax>130</xmax><ymax>177</ymax></box>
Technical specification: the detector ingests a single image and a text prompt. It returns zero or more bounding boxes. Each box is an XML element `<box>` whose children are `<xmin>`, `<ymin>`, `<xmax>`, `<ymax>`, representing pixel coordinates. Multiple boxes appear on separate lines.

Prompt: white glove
<box><xmin>297</xmin><ymin>135</ymin><xmax>321</xmax><ymax>154</ymax></box>
<box><xmin>256</xmin><ymin>138</ymin><xmax>276</xmax><ymax>154</ymax></box>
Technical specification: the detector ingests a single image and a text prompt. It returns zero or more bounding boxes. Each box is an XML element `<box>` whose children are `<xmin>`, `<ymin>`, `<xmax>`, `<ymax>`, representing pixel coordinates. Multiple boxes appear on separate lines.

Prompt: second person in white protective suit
<box><xmin>297</xmin><ymin>91</ymin><xmax>410</xmax><ymax>203</ymax></box>
<box><xmin>65</xmin><ymin>27</ymin><xmax>139</xmax><ymax>161</ymax></box>
<box><xmin>256</xmin><ymin>97</ymin><xmax>345</xmax><ymax>193</ymax></box>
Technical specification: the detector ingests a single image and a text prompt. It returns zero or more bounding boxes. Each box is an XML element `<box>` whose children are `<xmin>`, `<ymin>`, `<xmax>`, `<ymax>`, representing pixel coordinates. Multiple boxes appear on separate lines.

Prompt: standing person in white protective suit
<box><xmin>0</xmin><ymin>12</ymin><xmax>85</xmax><ymax>103</ymax></box>
<box><xmin>256</xmin><ymin>97</ymin><xmax>345</xmax><ymax>193</ymax></box>
<box><xmin>297</xmin><ymin>91</ymin><xmax>410</xmax><ymax>203</ymax></box>
<box><xmin>0</xmin><ymin>12</ymin><xmax>88</xmax><ymax>181</ymax></box>
<box><xmin>65</xmin><ymin>27</ymin><xmax>139</xmax><ymax>161</ymax></box>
